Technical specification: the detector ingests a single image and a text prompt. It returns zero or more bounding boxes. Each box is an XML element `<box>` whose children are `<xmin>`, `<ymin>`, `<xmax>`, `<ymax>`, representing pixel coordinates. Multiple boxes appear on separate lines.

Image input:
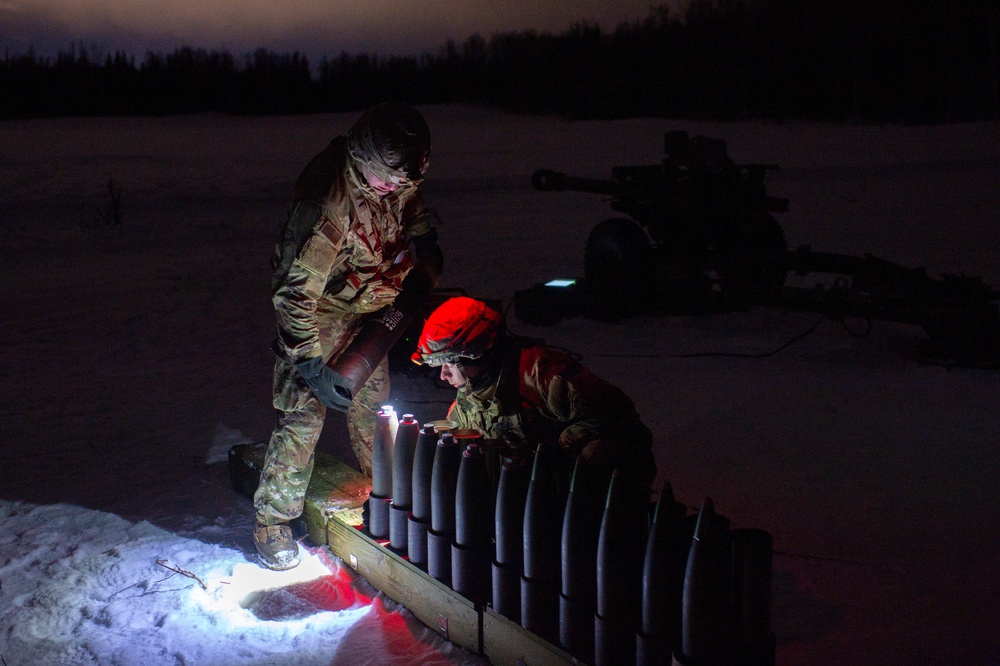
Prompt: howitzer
<box><xmin>516</xmin><ymin>131</ymin><xmax>1000</xmax><ymax>366</ymax></box>
<box><xmin>530</xmin><ymin>131</ymin><xmax>790</xmax><ymax>312</ymax></box>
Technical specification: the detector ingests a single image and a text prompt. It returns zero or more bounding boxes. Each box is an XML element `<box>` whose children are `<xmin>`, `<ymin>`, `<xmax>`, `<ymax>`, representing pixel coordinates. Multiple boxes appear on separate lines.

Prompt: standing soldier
<box><xmin>254</xmin><ymin>102</ymin><xmax>442</xmax><ymax>570</ymax></box>
<box><xmin>411</xmin><ymin>296</ymin><xmax>656</xmax><ymax>496</ymax></box>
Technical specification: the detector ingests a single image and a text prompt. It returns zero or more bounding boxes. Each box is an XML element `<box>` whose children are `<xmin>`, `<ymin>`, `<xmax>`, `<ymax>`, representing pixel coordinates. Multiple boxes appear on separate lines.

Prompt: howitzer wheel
<box><xmin>584</xmin><ymin>217</ymin><xmax>654</xmax><ymax>319</ymax></box>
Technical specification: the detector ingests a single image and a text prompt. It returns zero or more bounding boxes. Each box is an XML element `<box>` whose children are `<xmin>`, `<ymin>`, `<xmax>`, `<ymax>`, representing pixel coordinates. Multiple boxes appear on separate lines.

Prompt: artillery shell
<box><xmin>366</xmin><ymin>495</ymin><xmax>390</xmax><ymax>540</ymax></box>
<box><xmin>427</xmin><ymin>432</ymin><xmax>461</xmax><ymax>584</ymax></box>
<box><xmin>680</xmin><ymin>497</ymin><xmax>732</xmax><ymax>664</ymax></box>
<box><xmin>430</xmin><ymin>432</ymin><xmax>461</xmax><ymax>535</ymax></box>
<box><xmin>521</xmin><ymin>444</ymin><xmax>562</xmax><ymax>643</ymax></box>
<box><xmin>410</xmin><ymin>423</ymin><xmax>438</xmax><ymax>522</ymax></box>
<box><xmin>366</xmin><ymin>408</ymin><xmax>397</xmax><ymax>539</ymax></box>
<box><xmin>407</xmin><ymin>516</ymin><xmax>429</xmax><ymax>569</ymax></box>
<box><xmin>391</xmin><ymin>414</ymin><xmax>420</xmax><ymax>507</ymax></box>
<box><xmin>370</xmin><ymin>406</ymin><xmax>396</xmax><ymax>499</ymax></box>
<box><xmin>454</xmin><ymin>439</ymin><xmax>494</xmax><ymax>550</ymax></box>
<box><xmin>522</xmin><ymin>444</ymin><xmax>561</xmax><ymax>581</ymax></box>
<box><xmin>494</xmin><ymin>452</ymin><xmax>529</xmax><ymax>567</ymax></box>
<box><xmin>492</xmin><ymin>561</ymin><xmax>522</xmax><ymax>622</ymax></box>
<box><xmin>636</xmin><ymin>480</ymin><xmax>689</xmax><ymax>665</ymax></box>
<box><xmin>559</xmin><ymin>459</ymin><xmax>607</xmax><ymax>660</ymax></box>
<box><xmin>388</xmin><ymin>414</ymin><xmax>420</xmax><ymax>551</ymax></box>
<box><xmin>407</xmin><ymin>423</ymin><xmax>439</xmax><ymax>567</ymax></box>
<box><xmin>452</xmin><ymin>541</ymin><xmax>490</xmax><ymax>604</ymax></box>
<box><xmin>451</xmin><ymin>439</ymin><xmax>493</xmax><ymax>603</ymax></box>
<box><xmin>427</xmin><ymin>526</ymin><xmax>452</xmax><ymax>585</ymax></box>
<box><xmin>492</xmin><ymin>453</ymin><xmax>529</xmax><ymax>621</ymax></box>
<box><xmin>594</xmin><ymin>469</ymin><xmax>646</xmax><ymax>666</ymax></box>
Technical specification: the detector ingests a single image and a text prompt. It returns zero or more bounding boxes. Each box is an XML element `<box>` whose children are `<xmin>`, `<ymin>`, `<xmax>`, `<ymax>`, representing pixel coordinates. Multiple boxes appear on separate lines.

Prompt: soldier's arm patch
<box><xmin>296</xmin><ymin>216</ymin><xmax>346</xmax><ymax>278</ymax></box>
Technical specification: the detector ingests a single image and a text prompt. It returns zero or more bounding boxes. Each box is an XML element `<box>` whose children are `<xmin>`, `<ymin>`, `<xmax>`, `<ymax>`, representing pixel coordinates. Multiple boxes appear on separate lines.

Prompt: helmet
<box><xmin>348</xmin><ymin>101</ymin><xmax>431</xmax><ymax>187</ymax></box>
<box><xmin>412</xmin><ymin>297</ymin><xmax>502</xmax><ymax>366</ymax></box>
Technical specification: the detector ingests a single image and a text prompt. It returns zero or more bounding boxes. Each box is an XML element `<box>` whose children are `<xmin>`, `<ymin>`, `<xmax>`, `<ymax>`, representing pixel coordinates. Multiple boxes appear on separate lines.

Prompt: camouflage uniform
<box><xmin>447</xmin><ymin>340</ymin><xmax>657</xmax><ymax>493</ymax></box>
<box><xmin>254</xmin><ymin>135</ymin><xmax>436</xmax><ymax>526</ymax></box>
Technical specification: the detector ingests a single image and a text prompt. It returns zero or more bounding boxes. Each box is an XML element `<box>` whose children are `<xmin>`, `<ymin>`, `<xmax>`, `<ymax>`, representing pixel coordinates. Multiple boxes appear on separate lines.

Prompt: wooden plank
<box><xmin>230</xmin><ymin>444</ymin><xmax>479</xmax><ymax>652</ymax></box>
<box><xmin>233</xmin><ymin>443</ymin><xmax>584</xmax><ymax>663</ymax></box>
<box><xmin>482</xmin><ymin>606</ymin><xmax>585</xmax><ymax>666</ymax></box>
<box><xmin>327</xmin><ymin>513</ymin><xmax>481</xmax><ymax>655</ymax></box>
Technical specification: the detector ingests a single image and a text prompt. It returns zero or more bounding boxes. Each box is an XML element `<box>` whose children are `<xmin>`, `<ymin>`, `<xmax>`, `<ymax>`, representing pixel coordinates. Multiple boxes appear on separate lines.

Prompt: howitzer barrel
<box><xmin>531</xmin><ymin>169</ymin><xmax>619</xmax><ymax>196</ymax></box>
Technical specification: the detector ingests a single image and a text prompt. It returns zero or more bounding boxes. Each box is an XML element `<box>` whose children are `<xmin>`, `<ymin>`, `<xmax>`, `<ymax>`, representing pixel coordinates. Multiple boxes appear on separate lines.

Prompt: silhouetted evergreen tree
<box><xmin>2</xmin><ymin>1</ymin><xmax>998</xmax><ymax>122</ymax></box>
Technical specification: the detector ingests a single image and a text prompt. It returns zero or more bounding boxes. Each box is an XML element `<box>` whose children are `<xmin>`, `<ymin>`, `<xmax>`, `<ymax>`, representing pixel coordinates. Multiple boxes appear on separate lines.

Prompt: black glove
<box><xmin>293</xmin><ymin>356</ymin><xmax>355</xmax><ymax>412</ymax></box>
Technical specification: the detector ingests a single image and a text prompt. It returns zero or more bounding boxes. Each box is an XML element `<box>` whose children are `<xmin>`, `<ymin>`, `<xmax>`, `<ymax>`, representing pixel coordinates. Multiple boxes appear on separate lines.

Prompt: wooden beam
<box><xmin>326</xmin><ymin>514</ymin><xmax>481</xmax><ymax>655</ymax></box>
<box><xmin>482</xmin><ymin>607</ymin><xmax>584</xmax><ymax>666</ymax></box>
<box><xmin>229</xmin><ymin>443</ymin><xmax>580</xmax><ymax>665</ymax></box>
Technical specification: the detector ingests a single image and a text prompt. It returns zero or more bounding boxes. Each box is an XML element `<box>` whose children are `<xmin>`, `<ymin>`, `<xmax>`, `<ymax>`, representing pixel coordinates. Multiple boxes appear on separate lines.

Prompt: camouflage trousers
<box><xmin>253</xmin><ymin>311</ymin><xmax>389</xmax><ymax>526</ymax></box>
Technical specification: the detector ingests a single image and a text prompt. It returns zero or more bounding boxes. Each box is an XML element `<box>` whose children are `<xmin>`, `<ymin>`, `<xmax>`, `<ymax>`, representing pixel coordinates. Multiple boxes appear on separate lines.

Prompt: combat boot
<box><xmin>253</xmin><ymin>521</ymin><xmax>300</xmax><ymax>570</ymax></box>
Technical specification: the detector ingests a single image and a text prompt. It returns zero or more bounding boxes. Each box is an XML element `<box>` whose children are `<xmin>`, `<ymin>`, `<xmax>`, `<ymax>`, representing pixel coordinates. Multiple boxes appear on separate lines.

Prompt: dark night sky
<box><xmin>1</xmin><ymin>0</ymin><xmax>682</xmax><ymax>61</ymax></box>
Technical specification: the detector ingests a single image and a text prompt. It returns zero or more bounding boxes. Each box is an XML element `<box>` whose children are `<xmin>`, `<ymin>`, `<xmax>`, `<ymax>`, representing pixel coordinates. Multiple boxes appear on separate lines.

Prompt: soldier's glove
<box><xmin>293</xmin><ymin>356</ymin><xmax>355</xmax><ymax>412</ymax></box>
<box><xmin>579</xmin><ymin>439</ymin><xmax>615</xmax><ymax>468</ymax></box>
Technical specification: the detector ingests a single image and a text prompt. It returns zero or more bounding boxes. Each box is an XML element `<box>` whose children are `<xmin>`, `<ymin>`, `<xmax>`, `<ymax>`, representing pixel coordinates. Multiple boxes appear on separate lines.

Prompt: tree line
<box><xmin>3</xmin><ymin>0</ymin><xmax>998</xmax><ymax>123</ymax></box>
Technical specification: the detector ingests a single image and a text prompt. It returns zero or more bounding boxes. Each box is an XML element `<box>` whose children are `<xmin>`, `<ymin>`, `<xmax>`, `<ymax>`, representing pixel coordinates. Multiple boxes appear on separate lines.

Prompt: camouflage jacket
<box><xmin>447</xmin><ymin>342</ymin><xmax>654</xmax><ymax>462</ymax></box>
<box><xmin>271</xmin><ymin>136</ymin><xmax>438</xmax><ymax>362</ymax></box>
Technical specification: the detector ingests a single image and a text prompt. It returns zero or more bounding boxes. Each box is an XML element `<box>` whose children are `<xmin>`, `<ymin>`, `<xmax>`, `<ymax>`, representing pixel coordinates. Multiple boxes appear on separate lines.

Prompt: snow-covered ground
<box><xmin>1</xmin><ymin>106</ymin><xmax>998</xmax><ymax>665</ymax></box>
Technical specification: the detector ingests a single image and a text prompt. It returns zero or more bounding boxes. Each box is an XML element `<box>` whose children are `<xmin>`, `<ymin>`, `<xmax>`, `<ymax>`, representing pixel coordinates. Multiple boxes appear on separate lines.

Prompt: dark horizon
<box><xmin>3</xmin><ymin>0</ymin><xmax>999</xmax><ymax>124</ymax></box>
<box><xmin>1</xmin><ymin>0</ymin><xmax>673</xmax><ymax>66</ymax></box>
